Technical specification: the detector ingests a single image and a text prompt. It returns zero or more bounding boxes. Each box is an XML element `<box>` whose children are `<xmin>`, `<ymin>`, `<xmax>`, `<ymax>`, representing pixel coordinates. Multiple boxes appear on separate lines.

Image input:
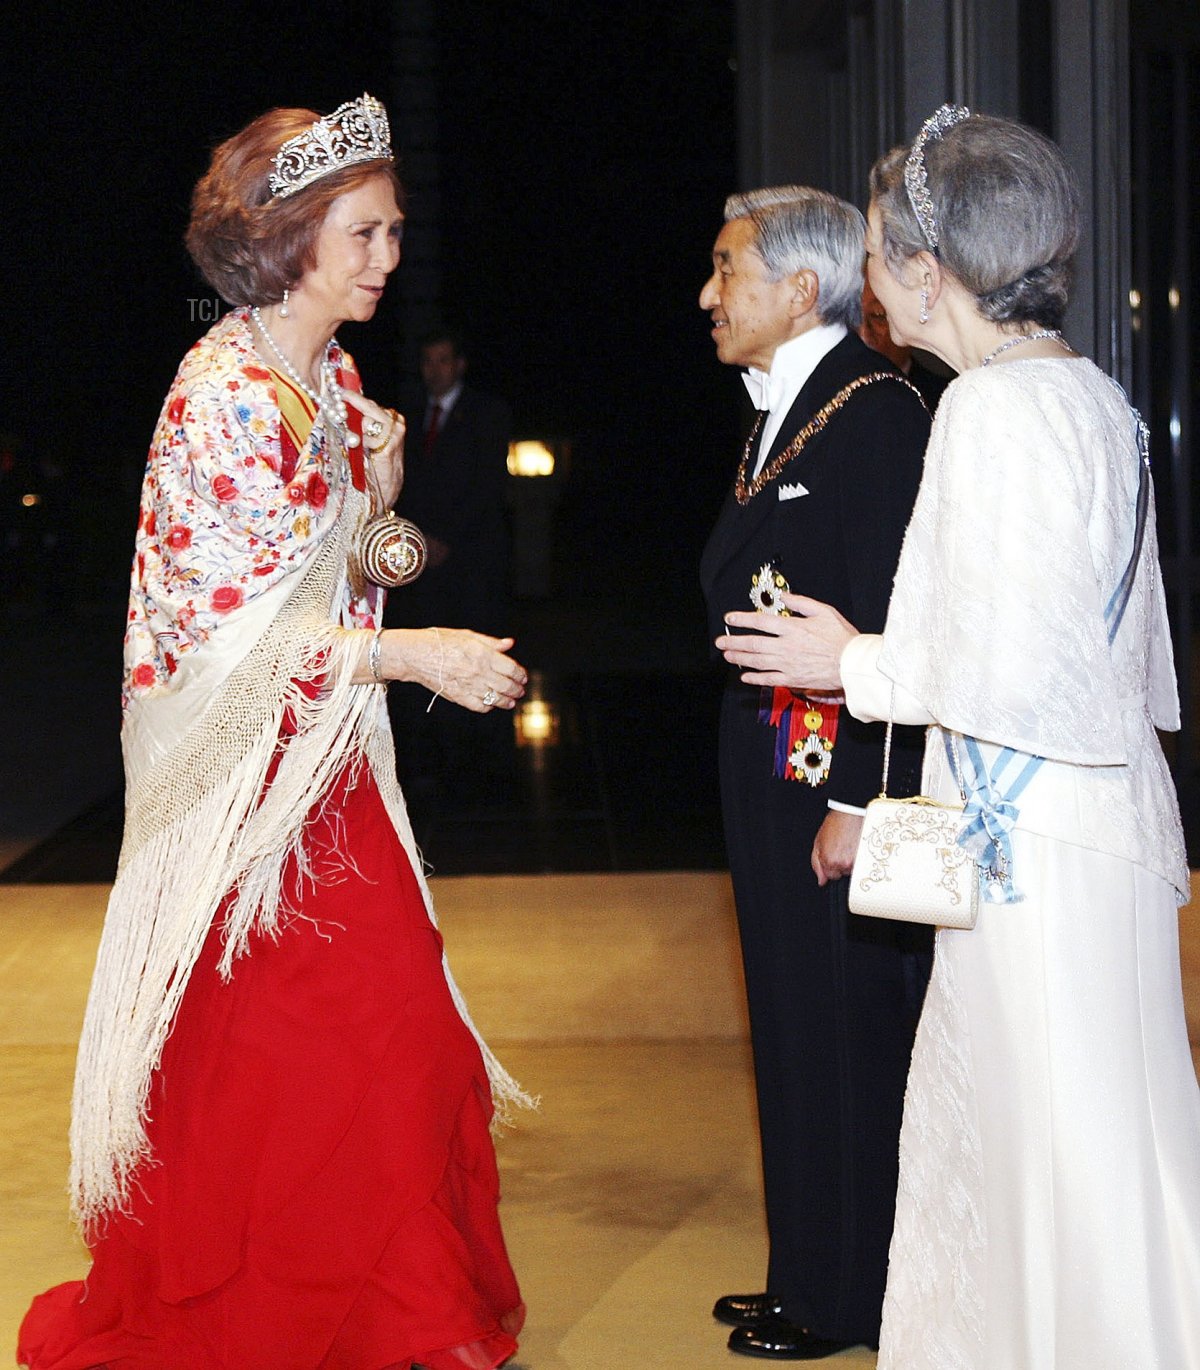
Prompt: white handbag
<box><xmin>848</xmin><ymin>705</ymin><xmax>978</xmax><ymax>929</ymax></box>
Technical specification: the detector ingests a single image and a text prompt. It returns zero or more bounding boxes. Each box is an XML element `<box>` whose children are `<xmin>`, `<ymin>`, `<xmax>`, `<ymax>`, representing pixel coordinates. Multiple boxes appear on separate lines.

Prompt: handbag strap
<box><xmin>362</xmin><ymin>449</ymin><xmax>388</xmax><ymax>518</ymax></box>
<box><xmin>879</xmin><ymin>685</ymin><xmax>965</xmax><ymax>801</ymax></box>
<box><xmin>879</xmin><ymin>688</ymin><xmax>896</xmax><ymax>797</ymax></box>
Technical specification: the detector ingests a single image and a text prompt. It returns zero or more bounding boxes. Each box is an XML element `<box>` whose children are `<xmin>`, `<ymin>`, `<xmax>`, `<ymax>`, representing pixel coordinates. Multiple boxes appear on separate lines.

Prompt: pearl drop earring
<box><xmin>279</xmin><ymin>287</ymin><xmax>291</xmax><ymax>319</ymax></box>
<box><xmin>919</xmin><ymin>289</ymin><xmax>929</xmax><ymax>324</ymax></box>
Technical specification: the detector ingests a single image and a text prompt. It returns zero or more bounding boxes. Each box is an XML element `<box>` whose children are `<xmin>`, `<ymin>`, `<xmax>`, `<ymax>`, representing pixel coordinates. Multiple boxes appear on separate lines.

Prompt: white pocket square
<box><xmin>777</xmin><ymin>481</ymin><xmax>809</xmax><ymax>501</ymax></box>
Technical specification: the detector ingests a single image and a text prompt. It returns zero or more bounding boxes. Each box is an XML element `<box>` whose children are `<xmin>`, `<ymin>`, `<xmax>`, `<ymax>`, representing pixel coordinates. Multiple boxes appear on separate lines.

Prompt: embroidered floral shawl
<box><xmin>70</xmin><ymin>310</ymin><xmax>530</xmax><ymax>1234</ymax></box>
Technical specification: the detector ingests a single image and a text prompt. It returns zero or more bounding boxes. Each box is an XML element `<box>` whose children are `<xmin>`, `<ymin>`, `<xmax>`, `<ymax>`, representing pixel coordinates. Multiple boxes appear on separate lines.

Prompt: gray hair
<box><xmin>869</xmin><ymin>114</ymin><xmax>1079</xmax><ymax>329</ymax></box>
<box><xmin>724</xmin><ymin>185</ymin><xmax>866</xmax><ymax>329</ymax></box>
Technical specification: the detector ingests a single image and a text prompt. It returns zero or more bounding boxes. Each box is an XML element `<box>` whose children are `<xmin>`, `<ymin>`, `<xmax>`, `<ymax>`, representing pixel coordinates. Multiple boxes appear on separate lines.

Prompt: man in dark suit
<box><xmin>698</xmin><ymin>187</ymin><xmax>932</xmax><ymax>1359</ymax></box>
<box><xmin>386</xmin><ymin>329</ymin><xmax>513</xmax><ymax>797</ymax></box>
<box><xmin>388</xmin><ymin>328</ymin><xmax>512</xmax><ymax>637</ymax></box>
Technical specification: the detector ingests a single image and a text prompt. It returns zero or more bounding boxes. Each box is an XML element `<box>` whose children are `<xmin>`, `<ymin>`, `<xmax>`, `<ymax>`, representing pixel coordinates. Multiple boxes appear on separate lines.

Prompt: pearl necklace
<box><xmin>250</xmin><ymin>305</ymin><xmax>359</xmax><ymax>447</ymax></box>
<box><xmin>980</xmin><ymin>329</ymin><xmax>1068</xmax><ymax>367</ymax></box>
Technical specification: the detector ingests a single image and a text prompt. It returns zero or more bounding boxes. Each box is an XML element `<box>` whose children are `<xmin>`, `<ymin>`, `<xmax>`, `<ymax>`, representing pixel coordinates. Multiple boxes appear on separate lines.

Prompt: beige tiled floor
<box><xmin>2</xmin><ymin>873</ymin><xmax>1197</xmax><ymax>1369</ymax></box>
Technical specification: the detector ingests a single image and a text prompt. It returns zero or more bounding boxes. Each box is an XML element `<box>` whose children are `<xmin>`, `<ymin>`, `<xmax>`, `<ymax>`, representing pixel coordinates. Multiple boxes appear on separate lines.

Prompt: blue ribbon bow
<box><xmin>960</xmin><ymin>780</ymin><xmax>1025</xmax><ymax>903</ymax></box>
<box><xmin>945</xmin><ymin>735</ymin><xmax>1042</xmax><ymax>904</ymax></box>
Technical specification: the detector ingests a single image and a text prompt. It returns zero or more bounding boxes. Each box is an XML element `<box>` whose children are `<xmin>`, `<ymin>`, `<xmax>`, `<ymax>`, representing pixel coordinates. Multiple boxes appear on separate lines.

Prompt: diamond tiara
<box><xmin>268</xmin><ymin>93</ymin><xmax>393</xmax><ymax>200</ymax></box>
<box><xmin>903</xmin><ymin>103</ymin><xmax>970</xmax><ymax>251</ymax></box>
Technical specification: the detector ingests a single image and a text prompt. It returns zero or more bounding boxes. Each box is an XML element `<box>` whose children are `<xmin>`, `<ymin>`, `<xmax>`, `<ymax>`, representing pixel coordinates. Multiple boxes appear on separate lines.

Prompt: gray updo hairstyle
<box><xmin>869</xmin><ymin>114</ymin><xmax>1080</xmax><ymax>330</ymax></box>
<box><xmin>724</xmin><ymin>185</ymin><xmax>866</xmax><ymax>330</ymax></box>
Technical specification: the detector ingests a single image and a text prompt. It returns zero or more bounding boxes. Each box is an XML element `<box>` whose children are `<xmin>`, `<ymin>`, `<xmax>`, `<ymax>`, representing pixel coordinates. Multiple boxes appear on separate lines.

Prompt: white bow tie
<box><xmin>742</xmin><ymin>367</ymin><xmax>779</xmax><ymax>412</ymax></box>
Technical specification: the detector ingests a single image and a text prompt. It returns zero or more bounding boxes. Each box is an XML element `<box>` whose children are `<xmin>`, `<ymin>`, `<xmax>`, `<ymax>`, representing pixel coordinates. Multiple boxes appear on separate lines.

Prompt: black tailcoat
<box><xmin>699</xmin><ymin>332</ymin><xmax>932</xmax><ymax>1344</ymax></box>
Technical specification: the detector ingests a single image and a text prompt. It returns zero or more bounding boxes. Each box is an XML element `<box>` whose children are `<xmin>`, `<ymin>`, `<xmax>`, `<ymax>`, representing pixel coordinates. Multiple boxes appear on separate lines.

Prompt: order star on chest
<box><xmin>750</xmin><ymin>561</ymin><xmax>791</xmax><ymax>615</ymax></box>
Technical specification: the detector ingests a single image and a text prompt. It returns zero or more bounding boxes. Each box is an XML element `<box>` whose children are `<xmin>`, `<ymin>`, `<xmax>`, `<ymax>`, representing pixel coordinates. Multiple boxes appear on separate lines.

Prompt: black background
<box><xmin>0</xmin><ymin>1</ymin><xmax>742</xmax><ymax>615</ymax></box>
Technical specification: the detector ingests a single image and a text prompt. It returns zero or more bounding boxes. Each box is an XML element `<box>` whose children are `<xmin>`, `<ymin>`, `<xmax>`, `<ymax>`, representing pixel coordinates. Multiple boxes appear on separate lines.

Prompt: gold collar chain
<box><xmin>734</xmin><ymin>371</ymin><xmax>924</xmax><ymax>505</ymax></box>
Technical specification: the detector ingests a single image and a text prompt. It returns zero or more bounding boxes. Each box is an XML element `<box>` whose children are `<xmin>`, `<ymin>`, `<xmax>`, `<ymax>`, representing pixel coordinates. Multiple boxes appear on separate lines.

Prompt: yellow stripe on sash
<box><xmin>268</xmin><ymin>366</ymin><xmax>319</xmax><ymax>454</ymax></box>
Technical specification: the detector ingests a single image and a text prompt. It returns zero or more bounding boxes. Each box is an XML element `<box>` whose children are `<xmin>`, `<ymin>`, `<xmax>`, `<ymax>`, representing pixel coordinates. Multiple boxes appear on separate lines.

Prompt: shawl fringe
<box><xmin>70</xmin><ymin>490</ymin><xmax>533</xmax><ymax>1236</ymax></box>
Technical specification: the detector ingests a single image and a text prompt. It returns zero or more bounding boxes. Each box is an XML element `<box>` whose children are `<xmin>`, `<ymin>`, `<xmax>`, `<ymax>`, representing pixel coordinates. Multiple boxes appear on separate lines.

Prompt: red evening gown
<box><xmin>18</xmin><ymin>762</ymin><xmax>524</xmax><ymax>1370</ymax></box>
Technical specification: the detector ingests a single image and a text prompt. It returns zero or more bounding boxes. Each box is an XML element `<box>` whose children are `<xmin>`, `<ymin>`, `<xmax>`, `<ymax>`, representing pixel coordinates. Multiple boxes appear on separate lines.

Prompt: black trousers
<box><xmin>718</xmin><ymin>685</ymin><xmax>931</xmax><ymax>1344</ymax></box>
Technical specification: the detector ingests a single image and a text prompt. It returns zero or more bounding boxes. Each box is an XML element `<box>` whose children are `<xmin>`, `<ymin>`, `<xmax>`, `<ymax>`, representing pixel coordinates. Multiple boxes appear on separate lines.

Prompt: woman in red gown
<box><xmin>19</xmin><ymin>95</ymin><xmax>529</xmax><ymax>1370</ymax></box>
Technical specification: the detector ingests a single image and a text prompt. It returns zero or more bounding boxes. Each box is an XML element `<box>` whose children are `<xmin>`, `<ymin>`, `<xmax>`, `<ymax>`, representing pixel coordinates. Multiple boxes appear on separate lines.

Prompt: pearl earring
<box><xmin>279</xmin><ymin>287</ymin><xmax>291</xmax><ymax>319</ymax></box>
<box><xmin>919</xmin><ymin>289</ymin><xmax>929</xmax><ymax>324</ymax></box>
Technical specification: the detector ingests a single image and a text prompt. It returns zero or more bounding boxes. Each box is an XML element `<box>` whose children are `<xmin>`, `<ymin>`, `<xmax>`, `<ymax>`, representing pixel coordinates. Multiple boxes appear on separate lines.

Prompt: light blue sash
<box><xmin>943</xmin><ymin>404</ymin><xmax>1150</xmax><ymax>905</ymax></box>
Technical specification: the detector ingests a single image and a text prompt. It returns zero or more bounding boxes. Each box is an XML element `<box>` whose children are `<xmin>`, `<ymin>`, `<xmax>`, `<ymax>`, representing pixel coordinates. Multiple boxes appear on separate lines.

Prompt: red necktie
<box><xmin>423</xmin><ymin>402</ymin><xmax>443</xmax><ymax>458</ymax></box>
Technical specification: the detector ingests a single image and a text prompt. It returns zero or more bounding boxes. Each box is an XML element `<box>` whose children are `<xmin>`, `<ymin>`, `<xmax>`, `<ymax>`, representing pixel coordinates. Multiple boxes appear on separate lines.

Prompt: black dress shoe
<box><xmin>712</xmin><ymin>1292</ymin><xmax>785</xmax><ymax>1327</ymax></box>
<box><xmin>727</xmin><ymin>1317</ymin><xmax>855</xmax><ymax>1360</ymax></box>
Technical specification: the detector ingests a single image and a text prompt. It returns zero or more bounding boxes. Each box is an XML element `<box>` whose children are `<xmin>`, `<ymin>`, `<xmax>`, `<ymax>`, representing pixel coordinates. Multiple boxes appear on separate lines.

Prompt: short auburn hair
<box><xmin>186</xmin><ymin>106</ymin><xmax>405</xmax><ymax>306</ymax></box>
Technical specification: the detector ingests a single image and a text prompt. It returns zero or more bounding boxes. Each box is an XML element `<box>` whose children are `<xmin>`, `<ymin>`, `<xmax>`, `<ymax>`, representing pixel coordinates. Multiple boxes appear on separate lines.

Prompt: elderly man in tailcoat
<box><xmin>698</xmin><ymin>186</ymin><xmax>931</xmax><ymax>1360</ymax></box>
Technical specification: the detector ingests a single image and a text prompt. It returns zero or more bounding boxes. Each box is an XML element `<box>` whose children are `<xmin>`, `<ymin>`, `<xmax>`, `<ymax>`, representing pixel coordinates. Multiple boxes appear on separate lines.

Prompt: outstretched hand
<box><xmin>715</xmin><ymin>592</ymin><xmax>858</xmax><ymax>692</ymax></box>
<box><xmin>405</xmin><ymin>628</ymin><xmax>528</xmax><ymax>713</ymax></box>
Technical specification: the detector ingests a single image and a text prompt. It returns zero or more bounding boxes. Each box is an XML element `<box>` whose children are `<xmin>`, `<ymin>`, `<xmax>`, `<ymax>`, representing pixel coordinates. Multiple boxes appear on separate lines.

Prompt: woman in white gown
<box><xmin>716</xmin><ymin>106</ymin><xmax>1200</xmax><ymax>1370</ymax></box>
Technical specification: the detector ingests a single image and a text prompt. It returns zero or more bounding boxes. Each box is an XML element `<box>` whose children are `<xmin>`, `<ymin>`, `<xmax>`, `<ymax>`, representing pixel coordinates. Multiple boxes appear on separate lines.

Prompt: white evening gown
<box><xmin>838</xmin><ymin>358</ymin><xmax>1200</xmax><ymax>1369</ymax></box>
<box><xmin>878</xmin><ymin>837</ymin><xmax>1200</xmax><ymax>1369</ymax></box>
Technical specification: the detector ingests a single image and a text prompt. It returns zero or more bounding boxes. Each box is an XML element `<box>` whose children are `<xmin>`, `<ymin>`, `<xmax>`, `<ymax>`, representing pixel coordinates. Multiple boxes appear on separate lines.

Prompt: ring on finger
<box><xmin>482</xmin><ymin>688</ymin><xmax>498</xmax><ymax>708</ymax></box>
<box><xmin>364</xmin><ymin>417</ymin><xmax>385</xmax><ymax>440</ymax></box>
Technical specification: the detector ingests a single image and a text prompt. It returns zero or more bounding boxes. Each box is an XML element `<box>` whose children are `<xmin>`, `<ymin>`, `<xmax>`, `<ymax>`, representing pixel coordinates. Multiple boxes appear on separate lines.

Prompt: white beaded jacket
<box><xmin>841</xmin><ymin>356</ymin><xmax>1189</xmax><ymax>902</ymax></box>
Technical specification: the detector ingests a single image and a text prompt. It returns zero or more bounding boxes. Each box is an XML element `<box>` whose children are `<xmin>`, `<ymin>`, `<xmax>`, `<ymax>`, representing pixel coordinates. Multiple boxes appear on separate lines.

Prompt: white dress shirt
<box><xmin>743</xmin><ymin>322</ymin><xmax>847</xmax><ymax>478</ymax></box>
<box><xmin>426</xmin><ymin>380</ymin><xmax>463</xmax><ymax>429</ymax></box>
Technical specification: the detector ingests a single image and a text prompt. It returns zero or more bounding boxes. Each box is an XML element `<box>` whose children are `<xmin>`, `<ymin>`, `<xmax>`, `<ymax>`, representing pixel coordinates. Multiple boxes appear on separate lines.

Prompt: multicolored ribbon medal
<box><xmin>748</xmin><ymin>562</ymin><xmax>840</xmax><ymax>785</ymax></box>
